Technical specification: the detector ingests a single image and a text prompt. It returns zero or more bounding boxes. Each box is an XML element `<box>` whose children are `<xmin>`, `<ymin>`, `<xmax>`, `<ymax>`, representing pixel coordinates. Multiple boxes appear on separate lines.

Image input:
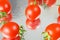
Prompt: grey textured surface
<box><xmin>0</xmin><ymin>0</ymin><xmax>60</xmax><ymax>40</ymax></box>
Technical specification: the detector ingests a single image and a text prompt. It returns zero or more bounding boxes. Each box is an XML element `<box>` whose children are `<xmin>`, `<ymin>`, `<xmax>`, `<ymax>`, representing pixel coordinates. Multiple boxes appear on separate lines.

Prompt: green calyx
<box><xmin>19</xmin><ymin>25</ymin><xmax>26</xmax><ymax>40</ymax></box>
<box><xmin>0</xmin><ymin>12</ymin><xmax>7</xmax><ymax>18</ymax></box>
<box><xmin>42</xmin><ymin>32</ymin><xmax>50</xmax><ymax>40</ymax></box>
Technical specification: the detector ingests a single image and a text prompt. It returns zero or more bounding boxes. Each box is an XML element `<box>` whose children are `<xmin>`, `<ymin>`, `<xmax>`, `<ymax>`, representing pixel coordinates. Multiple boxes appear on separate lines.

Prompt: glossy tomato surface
<box><xmin>25</xmin><ymin>4</ymin><xmax>41</xmax><ymax>21</ymax></box>
<box><xmin>45</xmin><ymin>23</ymin><xmax>60</xmax><ymax>40</ymax></box>
<box><xmin>2</xmin><ymin>36</ymin><xmax>20</xmax><ymax>40</ymax></box>
<box><xmin>26</xmin><ymin>18</ymin><xmax>40</xmax><ymax>30</ymax></box>
<box><xmin>0</xmin><ymin>0</ymin><xmax>11</xmax><ymax>14</ymax></box>
<box><xmin>1</xmin><ymin>22</ymin><xmax>19</xmax><ymax>39</ymax></box>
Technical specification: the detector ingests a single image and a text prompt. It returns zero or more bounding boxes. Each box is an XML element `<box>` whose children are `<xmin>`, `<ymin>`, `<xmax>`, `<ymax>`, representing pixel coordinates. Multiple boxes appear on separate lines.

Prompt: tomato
<box><xmin>26</xmin><ymin>18</ymin><xmax>40</xmax><ymax>30</ymax></box>
<box><xmin>2</xmin><ymin>36</ymin><xmax>20</xmax><ymax>40</ymax></box>
<box><xmin>43</xmin><ymin>23</ymin><xmax>60</xmax><ymax>40</ymax></box>
<box><xmin>57</xmin><ymin>16</ymin><xmax>60</xmax><ymax>24</ymax></box>
<box><xmin>5</xmin><ymin>13</ymin><xmax>12</xmax><ymax>22</ymax></box>
<box><xmin>0</xmin><ymin>13</ymin><xmax>12</xmax><ymax>24</ymax></box>
<box><xmin>1</xmin><ymin>22</ymin><xmax>19</xmax><ymax>39</ymax></box>
<box><xmin>25</xmin><ymin>4</ymin><xmax>41</xmax><ymax>21</ymax></box>
<box><xmin>58</xmin><ymin>6</ymin><xmax>60</xmax><ymax>14</ymax></box>
<box><xmin>0</xmin><ymin>0</ymin><xmax>11</xmax><ymax>14</ymax></box>
<box><xmin>43</xmin><ymin>0</ymin><xmax>56</xmax><ymax>7</ymax></box>
<box><xmin>28</xmin><ymin>0</ymin><xmax>42</xmax><ymax>5</ymax></box>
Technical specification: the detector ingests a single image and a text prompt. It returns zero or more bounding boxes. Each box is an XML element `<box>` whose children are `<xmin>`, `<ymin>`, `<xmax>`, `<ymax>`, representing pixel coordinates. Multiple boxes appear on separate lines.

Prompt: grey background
<box><xmin>0</xmin><ymin>0</ymin><xmax>60</xmax><ymax>40</ymax></box>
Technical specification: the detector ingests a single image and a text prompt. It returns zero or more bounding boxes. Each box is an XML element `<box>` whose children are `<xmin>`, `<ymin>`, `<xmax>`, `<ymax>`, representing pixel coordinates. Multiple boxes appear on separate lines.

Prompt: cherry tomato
<box><xmin>26</xmin><ymin>18</ymin><xmax>40</xmax><ymax>30</ymax></box>
<box><xmin>43</xmin><ymin>0</ymin><xmax>56</xmax><ymax>7</ymax></box>
<box><xmin>6</xmin><ymin>13</ymin><xmax>12</xmax><ymax>22</ymax></box>
<box><xmin>1</xmin><ymin>22</ymin><xmax>19</xmax><ymax>39</ymax></box>
<box><xmin>57</xmin><ymin>16</ymin><xmax>60</xmax><ymax>24</ymax></box>
<box><xmin>0</xmin><ymin>0</ymin><xmax>11</xmax><ymax>14</ymax></box>
<box><xmin>44</xmin><ymin>23</ymin><xmax>60</xmax><ymax>40</ymax></box>
<box><xmin>0</xmin><ymin>13</ymin><xmax>12</xmax><ymax>24</ymax></box>
<box><xmin>25</xmin><ymin>4</ymin><xmax>41</xmax><ymax>21</ymax></box>
<box><xmin>58</xmin><ymin>6</ymin><xmax>60</xmax><ymax>14</ymax></box>
<box><xmin>2</xmin><ymin>36</ymin><xmax>20</xmax><ymax>40</ymax></box>
<box><xmin>28</xmin><ymin>0</ymin><xmax>42</xmax><ymax>5</ymax></box>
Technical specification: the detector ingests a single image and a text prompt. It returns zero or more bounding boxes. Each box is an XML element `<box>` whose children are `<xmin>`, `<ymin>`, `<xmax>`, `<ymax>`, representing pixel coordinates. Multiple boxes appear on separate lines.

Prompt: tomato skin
<box><xmin>1</xmin><ymin>22</ymin><xmax>19</xmax><ymax>39</ymax></box>
<box><xmin>58</xmin><ymin>6</ymin><xmax>60</xmax><ymax>14</ymax></box>
<box><xmin>45</xmin><ymin>23</ymin><xmax>60</xmax><ymax>40</ymax></box>
<box><xmin>0</xmin><ymin>13</ymin><xmax>12</xmax><ymax>24</ymax></box>
<box><xmin>26</xmin><ymin>18</ymin><xmax>40</xmax><ymax>30</ymax></box>
<box><xmin>43</xmin><ymin>0</ymin><xmax>56</xmax><ymax>7</ymax></box>
<box><xmin>6</xmin><ymin>13</ymin><xmax>12</xmax><ymax>22</ymax></box>
<box><xmin>25</xmin><ymin>5</ymin><xmax>41</xmax><ymax>21</ymax></box>
<box><xmin>0</xmin><ymin>0</ymin><xmax>11</xmax><ymax>14</ymax></box>
<box><xmin>2</xmin><ymin>36</ymin><xmax>20</xmax><ymax>40</ymax></box>
<box><xmin>28</xmin><ymin>0</ymin><xmax>42</xmax><ymax>5</ymax></box>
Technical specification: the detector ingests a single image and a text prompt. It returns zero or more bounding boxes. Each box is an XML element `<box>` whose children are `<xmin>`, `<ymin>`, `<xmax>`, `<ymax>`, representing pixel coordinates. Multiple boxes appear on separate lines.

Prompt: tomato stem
<box><xmin>19</xmin><ymin>25</ymin><xmax>26</xmax><ymax>40</ymax></box>
<box><xmin>0</xmin><ymin>12</ymin><xmax>7</xmax><ymax>18</ymax></box>
<box><xmin>42</xmin><ymin>32</ymin><xmax>50</xmax><ymax>40</ymax></box>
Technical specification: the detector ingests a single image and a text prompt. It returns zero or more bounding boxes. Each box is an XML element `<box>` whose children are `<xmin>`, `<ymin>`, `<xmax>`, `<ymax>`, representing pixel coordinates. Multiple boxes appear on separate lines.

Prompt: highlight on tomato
<box><xmin>2</xmin><ymin>36</ymin><xmax>20</xmax><ymax>40</ymax></box>
<box><xmin>26</xmin><ymin>18</ymin><xmax>40</xmax><ymax>30</ymax></box>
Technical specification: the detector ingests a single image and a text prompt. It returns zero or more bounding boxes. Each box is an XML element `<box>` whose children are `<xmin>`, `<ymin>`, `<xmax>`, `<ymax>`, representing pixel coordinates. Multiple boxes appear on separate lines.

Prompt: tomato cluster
<box><xmin>0</xmin><ymin>0</ymin><xmax>12</xmax><ymax>24</ymax></box>
<box><xmin>25</xmin><ymin>0</ymin><xmax>41</xmax><ymax>30</ymax></box>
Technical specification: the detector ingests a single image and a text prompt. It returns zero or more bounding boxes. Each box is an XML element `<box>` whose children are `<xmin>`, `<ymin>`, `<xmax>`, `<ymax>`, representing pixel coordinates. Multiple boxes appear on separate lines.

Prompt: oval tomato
<box><xmin>26</xmin><ymin>18</ymin><xmax>40</xmax><ymax>30</ymax></box>
<box><xmin>2</xmin><ymin>36</ymin><xmax>20</xmax><ymax>40</ymax></box>
<box><xmin>28</xmin><ymin>0</ymin><xmax>42</xmax><ymax>5</ymax></box>
<box><xmin>1</xmin><ymin>22</ymin><xmax>19</xmax><ymax>39</ymax></box>
<box><xmin>44</xmin><ymin>23</ymin><xmax>60</xmax><ymax>40</ymax></box>
<box><xmin>25</xmin><ymin>4</ymin><xmax>41</xmax><ymax>21</ymax></box>
<box><xmin>0</xmin><ymin>0</ymin><xmax>11</xmax><ymax>14</ymax></box>
<box><xmin>43</xmin><ymin>0</ymin><xmax>56</xmax><ymax>7</ymax></box>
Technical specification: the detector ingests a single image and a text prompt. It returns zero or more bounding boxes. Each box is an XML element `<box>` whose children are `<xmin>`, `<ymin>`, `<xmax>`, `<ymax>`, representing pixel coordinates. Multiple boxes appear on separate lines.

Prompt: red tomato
<box><xmin>25</xmin><ymin>4</ymin><xmax>41</xmax><ymax>21</ymax></box>
<box><xmin>28</xmin><ymin>0</ymin><xmax>42</xmax><ymax>5</ymax></box>
<box><xmin>26</xmin><ymin>18</ymin><xmax>40</xmax><ymax>30</ymax></box>
<box><xmin>0</xmin><ymin>13</ymin><xmax>12</xmax><ymax>24</ymax></box>
<box><xmin>57</xmin><ymin>16</ymin><xmax>60</xmax><ymax>24</ymax></box>
<box><xmin>2</xmin><ymin>36</ymin><xmax>20</xmax><ymax>40</ymax></box>
<box><xmin>1</xmin><ymin>22</ymin><xmax>19</xmax><ymax>39</ymax></box>
<box><xmin>6</xmin><ymin>13</ymin><xmax>12</xmax><ymax>22</ymax></box>
<box><xmin>45</xmin><ymin>23</ymin><xmax>60</xmax><ymax>40</ymax></box>
<box><xmin>58</xmin><ymin>6</ymin><xmax>60</xmax><ymax>14</ymax></box>
<box><xmin>0</xmin><ymin>0</ymin><xmax>11</xmax><ymax>14</ymax></box>
<box><xmin>43</xmin><ymin>0</ymin><xmax>56</xmax><ymax>7</ymax></box>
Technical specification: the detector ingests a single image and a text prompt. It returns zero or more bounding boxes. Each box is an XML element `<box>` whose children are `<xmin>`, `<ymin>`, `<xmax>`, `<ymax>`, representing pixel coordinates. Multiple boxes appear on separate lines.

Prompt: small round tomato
<box><xmin>0</xmin><ymin>0</ymin><xmax>11</xmax><ymax>14</ymax></box>
<box><xmin>43</xmin><ymin>23</ymin><xmax>60</xmax><ymax>40</ymax></box>
<box><xmin>25</xmin><ymin>4</ymin><xmax>41</xmax><ymax>21</ymax></box>
<box><xmin>1</xmin><ymin>22</ymin><xmax>19</xmax><ymax>39</ymax></box>
<box><xmin>28</xmin><ymin>0</ymin><xmax>42</xmax><ymax>5</ymax></box>
<box><xmin>26</xmin><ymin>18</ymin><xmax>40</xmax><ymax>30</ymax></box>
<box><xmin>2</xmin><ymin>36</ymin><xmax>20</xmax><ymax>40</ymax></box>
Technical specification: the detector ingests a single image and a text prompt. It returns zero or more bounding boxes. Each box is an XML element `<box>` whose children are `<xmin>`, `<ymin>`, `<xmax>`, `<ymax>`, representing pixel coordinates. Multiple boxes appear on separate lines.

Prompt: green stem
<box><xmin>42</xmin><ymin>32</ymin><xmax>50</xmax><ymax>40</ymax></box>
<box><xmin>19</xmin><ymin>25</ymin><xmax>26</xmax><ymax>40</ymax></box>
